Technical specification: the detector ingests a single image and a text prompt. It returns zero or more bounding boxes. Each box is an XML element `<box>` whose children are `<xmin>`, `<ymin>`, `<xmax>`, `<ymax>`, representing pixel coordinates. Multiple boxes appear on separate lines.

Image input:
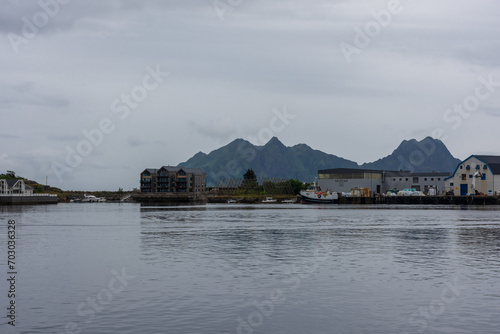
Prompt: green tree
<box><xmin>242</xmin><ymin>169</ymin><xmax>258</xmax><ymax>191</ymax></box>
<box><xmin>243</xmin><ymin>169</ymin><xmax>257</xmax><ymax>181</ymax></box>
<box><xmin>289</xmin><ymin>179</ymin><xmax>306</xmax><ymax>195</ymax></box>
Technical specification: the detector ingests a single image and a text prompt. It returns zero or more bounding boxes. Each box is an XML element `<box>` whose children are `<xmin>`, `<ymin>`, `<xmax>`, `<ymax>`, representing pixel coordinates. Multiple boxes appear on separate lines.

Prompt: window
<box><xmin>476</xmin><ymin>165</ymin><xmax>480</xmax><ymax>170</ymax></box>
<box><xmin>466</xmin><ymin>165</ymin><xmax>471</xmax><ymax>170</ymax></box>
<box><xmin>413</xmin><ymin>177</ymin><xmax>419</xmax><ymax>183</ymax></box>
<box><xmin>405</xmin><ymin>178</ymin><xmax>409</xmax><ymax>181</ymax></box>
<box><xmin>482</xmin><ymin>174</ymin><xmax>486</xmax><ymax>180</ymax></box>
<box><xmin>431</xmin><ymin>178</ymin><xmax>434</xmax><ymax>181</ymax></box>
<box><xmin>393</xmin><ymin>178</ymin><xmax>396</xmax><ymax>181</ymax></box>
<box><xmin>438</xmin><ymin>178</ymin><xmax>441</xmax><ymax>181</ymax></box>
<box><xmin>144</xmin><ymin>171</ymin><xmax>150</xmax><ymax>176</ymax></box>
<box><xmin>469</xmin><ymin>175</ymin><xmax>473</xmax><ymax>179</ymax></box>
<box><xmin>460</xmin><ymin>166</ymin><xmax>463</xmax><ymax>169</ymax></box>
<box><xmin>399</xmin><ymin>178</ymin><xmax>402</xmax><ymax>181</ymax></box>
<box><xmin>461</xmin><ymin>174</ymin><xmax>467</xmax><ymax>181</ymax></box>
<box><xmin>424</xmin><ymin>178</ymin><xmax>427</xmax><ymax>181</ymax></box>
<box><xmin>450</xmin><ymin>182</ymin><xmax>454</xmax><ymax>187</ymax></box>
<box><xmin>484</xmin><ymin>165</ymin><xmax>488</xmax><ymax>170</ymax></box>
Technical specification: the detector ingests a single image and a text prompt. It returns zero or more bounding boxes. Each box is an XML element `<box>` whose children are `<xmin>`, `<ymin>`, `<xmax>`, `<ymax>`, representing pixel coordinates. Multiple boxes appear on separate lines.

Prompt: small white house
<box><xmin>0</xmin><ymin>179</ymin><xmax>32</xmax><ymax>195</ymax></box>
<box><xmin>0</xmin><ymin>179</ymin><xmax>7</xmax><ymax>194</ymax></box>
<box><xmin>445</xmin><ymin>155</ymin><xmax>500</xmax><ymax>195</ymax></box>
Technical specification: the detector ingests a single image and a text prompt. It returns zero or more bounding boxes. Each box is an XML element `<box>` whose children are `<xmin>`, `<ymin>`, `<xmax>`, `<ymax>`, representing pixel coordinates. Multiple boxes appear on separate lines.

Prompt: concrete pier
<box><xmin>0</xmin><ymin>194</ymin><xmax>58</xmax><ymax>205</ymax></box>
<box><xmin>131</xmin><ymin>192</ymin><xmax>208</xmax><ymax>204</ymax></box>
<box><xmin>338</xmin><ymin>195</ymin><xmax>500</xmax><ymax>205</ymax></box>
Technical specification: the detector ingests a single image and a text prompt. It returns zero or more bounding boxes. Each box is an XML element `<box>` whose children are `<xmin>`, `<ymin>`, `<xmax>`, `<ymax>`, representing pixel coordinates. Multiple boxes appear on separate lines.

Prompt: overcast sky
<box><xmin>1</xmin><ymin>0</ymin><xmax>500</xmax><ymax>191</ymax></box>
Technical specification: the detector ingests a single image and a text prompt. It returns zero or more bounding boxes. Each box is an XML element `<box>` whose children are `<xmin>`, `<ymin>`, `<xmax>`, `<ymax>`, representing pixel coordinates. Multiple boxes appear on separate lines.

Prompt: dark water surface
<box><xmin>1</xmin><ymin>203</ymin><xmax>500</xmax><ymax>333</ymax></box>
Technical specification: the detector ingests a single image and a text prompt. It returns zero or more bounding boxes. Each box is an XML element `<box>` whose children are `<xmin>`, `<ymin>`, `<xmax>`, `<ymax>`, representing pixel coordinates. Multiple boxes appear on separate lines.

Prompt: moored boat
<box><xmin>81</xmin><ymin>194</ymin><xmax>106</xmax><ymax>203</ymax></box>
<box><xmin>282</xmin><ymin>198</ymin><xmax>297</xmax><ymax>204</ymax></box>
<box><xmin>262</xmin><ymin>197</ymin><xmax>277</xmax><ymax>203</ymax></box>
<box><xmin>300</xmin><ymin>181</ymin><xmax>338</xmax><ymax>204</ymax></box>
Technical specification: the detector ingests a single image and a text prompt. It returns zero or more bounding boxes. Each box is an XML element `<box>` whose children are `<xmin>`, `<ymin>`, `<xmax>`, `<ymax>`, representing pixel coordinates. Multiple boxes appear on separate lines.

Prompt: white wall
<box><xmin>450</xmin><ymin>156</ymin><xmax>495</xmax><ymax>195</ymax></box>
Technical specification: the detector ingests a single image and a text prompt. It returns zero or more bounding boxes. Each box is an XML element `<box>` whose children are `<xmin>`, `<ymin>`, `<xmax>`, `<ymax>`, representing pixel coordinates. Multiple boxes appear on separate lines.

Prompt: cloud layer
<box><xmin>1</xmin><ymin>0</ymin><xmax>500</xmax><ymax>190</ymax></box>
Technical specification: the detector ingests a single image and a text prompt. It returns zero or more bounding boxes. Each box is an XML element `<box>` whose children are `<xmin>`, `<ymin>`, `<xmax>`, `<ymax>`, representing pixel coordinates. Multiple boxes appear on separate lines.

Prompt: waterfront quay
<box><xmin>339</xmin><ymin>195</ymin><xmax>500</xmax><ymax>205</ymax></box>
<box><xmin>0</xmin><ymin>194</ymin><xmax>58</xmax><ymax>205</ymax></box>
<box><xmin>131</xmin><ymin>192</ymin><xmax>208</xmax><ymax>204</ymax></box>
<box><xmin>131</xmin><ymin>193</ymin><xmax>500</xmax><ymax>205</ymax></box>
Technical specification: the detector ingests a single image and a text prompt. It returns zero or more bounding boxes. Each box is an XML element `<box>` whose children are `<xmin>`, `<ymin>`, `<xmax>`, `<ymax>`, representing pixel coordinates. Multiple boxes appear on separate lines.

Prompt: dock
<box><xmin>338</xmin><ymin>195</ymin><xmax>500</xmax><ymax>205</ymax></box>
<box><xmin>131</xmin><ymin>192</ymin><xmax>208</xmax><ymax>204</ymax></box>
<box><xmin>0</xmin><ymin>194</ymin><xmax>59</xmax><ymax>205</ymax></box>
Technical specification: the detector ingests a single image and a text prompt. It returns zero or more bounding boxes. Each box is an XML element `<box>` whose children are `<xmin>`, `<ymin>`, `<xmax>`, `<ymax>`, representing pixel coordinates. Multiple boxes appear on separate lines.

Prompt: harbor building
<box><xmin>140</xmin><ymin>166</ymin><xmax>206</xmax><ymax>193</ymax></box>
<box><xmin>444</xmin><ymin>155</ymin><xmax>500</xmax><ymax>196</ymax></box>
<box><xmin>318</xmin><ymin>168</ymin><xmax>450</xmax><ymax>195</ymax></box>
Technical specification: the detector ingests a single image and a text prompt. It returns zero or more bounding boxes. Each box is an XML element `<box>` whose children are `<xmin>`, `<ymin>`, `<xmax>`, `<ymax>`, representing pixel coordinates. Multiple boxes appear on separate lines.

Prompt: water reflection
<box><xmin>2</xmin><ymin>203</ymin><xmax>500</xmax><ymax>333</ymax></box>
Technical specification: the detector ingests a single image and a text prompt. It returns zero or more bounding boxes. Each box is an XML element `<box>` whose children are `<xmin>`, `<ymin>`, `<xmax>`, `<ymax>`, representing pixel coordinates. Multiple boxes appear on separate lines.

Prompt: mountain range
<box><xmin>179</xmin><ymin>137</ymin><xmax>461</xmax><ymax>186</ymax></box>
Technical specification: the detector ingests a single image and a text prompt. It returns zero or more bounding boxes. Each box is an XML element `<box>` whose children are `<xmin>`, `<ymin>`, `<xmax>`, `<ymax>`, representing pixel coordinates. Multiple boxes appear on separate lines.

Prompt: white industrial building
<box><xmin>444</xmin><ymin>155</ymin><xmax>500</xmax><ymax>196</ymax></box>
<box><xmin>318</xmin><ymin>168</ymin><xmax>450</xmax><ymax>195</ymax></box>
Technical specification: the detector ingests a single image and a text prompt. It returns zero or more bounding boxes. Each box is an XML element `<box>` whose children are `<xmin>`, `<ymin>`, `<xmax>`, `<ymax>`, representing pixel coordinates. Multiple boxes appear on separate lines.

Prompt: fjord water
<box><xmin>1</xmin><ymin>203</ymin><xmax>500</xmax><ymax>333</ymax></box>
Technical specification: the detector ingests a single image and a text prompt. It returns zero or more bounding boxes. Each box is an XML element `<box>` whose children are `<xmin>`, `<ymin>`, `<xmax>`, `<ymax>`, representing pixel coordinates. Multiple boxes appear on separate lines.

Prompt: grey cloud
<box><xmin>127</xmin><ymin>136</ymin><xmax>146</xmax><ymax>147</ymax></box>
<box><xmin>0</xmin><ymin>133</ymin><xmax>21</xmax><ymax>139</ymax></box>
<box><xmin>46</xmin><ymin>133</ymin><xmax>81</xmax><ymax>142</ymax></box>
<box><xmin>0</xmin><ymin>82</ymin><xmax>69</xmax><ymax>110</ymax></box>
<box><xmin>482</xmin><ymin>107</ymin><xmax>500</xmax><ymax>118</ymax></box>
<box><xmin>0</xmin><ymin>0</ymin><xmax>215</xmax><ymax>35</ymax></box>
<box><xmin>2</xmin><ymin>0</ymin><xmax>500</xmax><ymax>190</ymax></box>
<box><xmin>127</xmin><ymin>136</ymin><xmax>166</xmax><ymax>147</ymax></box>
<box><xmin>188</xmin><ymin>118</ymin><xmax>238</xmax><ymax>141</ymax></box>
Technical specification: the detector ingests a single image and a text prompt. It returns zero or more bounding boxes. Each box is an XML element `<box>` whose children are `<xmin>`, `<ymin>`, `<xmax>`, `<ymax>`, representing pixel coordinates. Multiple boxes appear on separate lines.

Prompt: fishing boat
<box><xmin>282</xmin><ymin>198</ymin><xmax>297</xmax><ymax>204</ymax></box>
<box><xmin>81</xmin><ymin>194</ymin><xmax>106</xmax><ymax>203</ymax></box>
<box><xmin>262</xmin><ymin>197</ymin><xmax>277</xmax><ymax>203</ymax></box>
<box><xmin>300</xmin><ymin>180</ymin><xmax>338</xmax><ymax>204</ymax></box>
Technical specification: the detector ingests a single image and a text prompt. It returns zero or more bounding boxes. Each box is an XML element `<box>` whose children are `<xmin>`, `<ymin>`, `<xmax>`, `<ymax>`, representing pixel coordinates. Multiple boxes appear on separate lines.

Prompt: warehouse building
<box><xmin>444</xmin><ymin>155</ymin><xmax>500</xmax><ymax>196</ymax></box>
<box><xmin>318</xmin><ymin>168</ymin><xmax>450</xmax><ymax>195</ymax></box>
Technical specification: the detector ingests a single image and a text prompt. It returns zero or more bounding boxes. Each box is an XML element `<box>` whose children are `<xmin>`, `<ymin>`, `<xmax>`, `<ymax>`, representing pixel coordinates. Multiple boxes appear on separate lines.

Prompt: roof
<box><xmin>319</xmin><ymin>168</ymin><xmax>385</xmax><ymax>174</ymax></box>
<box><xmin>160</xmin><ymin>166</ymin><xmax>205</xmax><ymax>175</ymax></box>
<box><xmin>6</xmin><ymin>179</ymin><xmax>21</xmax><ymax>187</ymax></box>
<box><xmin>445</xmin><ymin>155</ymin><xmax>500</xmax><ymax>180</ymax></box>
<box><xmin>474</xmin><ymin>155</ymin><xmax>500</xmax><ymax>174</ymax></box>
<box><xmin>142</xmin><ymin>166</ymin><xmax>206</xmax><ymax>176</ymax></box>
<box><xmin>183</xmin><ymin>168</ymin><xmax>206</xmax><ymax>176</ymax></box>
<box><xmin>318</xmin><ymin>168</ymin><xmax>448</xmax><ymax>177</ymax></box>
<box><xmin>385</xmin><ymin>171</ymin><xmax>450</xmax><ymax>177</ymax></box>
<box><xmin>160</xmin><ymin>166</ymin><xmax>182</xmax><ymax>173</ymax></box>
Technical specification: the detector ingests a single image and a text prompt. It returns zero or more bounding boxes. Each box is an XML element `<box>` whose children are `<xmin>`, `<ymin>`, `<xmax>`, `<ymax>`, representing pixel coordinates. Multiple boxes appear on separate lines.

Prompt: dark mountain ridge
<box><xmin>179</xmin><ymin>136</ymin><xmax>462</xmax><ymax>186</ymax></box>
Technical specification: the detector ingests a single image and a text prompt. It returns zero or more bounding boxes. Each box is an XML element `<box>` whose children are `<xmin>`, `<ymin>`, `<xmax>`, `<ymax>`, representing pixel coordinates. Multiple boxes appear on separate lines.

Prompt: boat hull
<box><xmin>300</xmin><ymin>192</ymin><xmax>338</xmax><ymax>204</ymax></box>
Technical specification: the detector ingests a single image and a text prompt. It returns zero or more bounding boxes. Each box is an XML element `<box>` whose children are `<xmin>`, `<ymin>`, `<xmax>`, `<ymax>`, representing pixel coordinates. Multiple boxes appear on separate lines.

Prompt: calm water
<box><xmin>1</xmin><ymin>203</ymin><xmax>500</xmax><ymax>334</ymax></box>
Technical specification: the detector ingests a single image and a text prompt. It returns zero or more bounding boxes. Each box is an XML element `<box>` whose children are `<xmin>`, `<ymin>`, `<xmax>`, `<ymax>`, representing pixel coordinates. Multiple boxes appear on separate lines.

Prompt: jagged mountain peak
<box><xmin>363</xmin><ymin>137</ymin><xmax>460</xmax><ymax>172</ymax></box>
<box><xmin>264</xmin><ymin>137</ymin><xmax>286</xmax><ymax>149</ymax></box>
<box><xmin>180</xmin><ymin>137</ymin><xmax>357</xmax><ymax>185</ymax></box>
<box><xmin>192</xmin><ymin>151</ymin><xmax>207</xmax><ymax>158</ymax></box>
